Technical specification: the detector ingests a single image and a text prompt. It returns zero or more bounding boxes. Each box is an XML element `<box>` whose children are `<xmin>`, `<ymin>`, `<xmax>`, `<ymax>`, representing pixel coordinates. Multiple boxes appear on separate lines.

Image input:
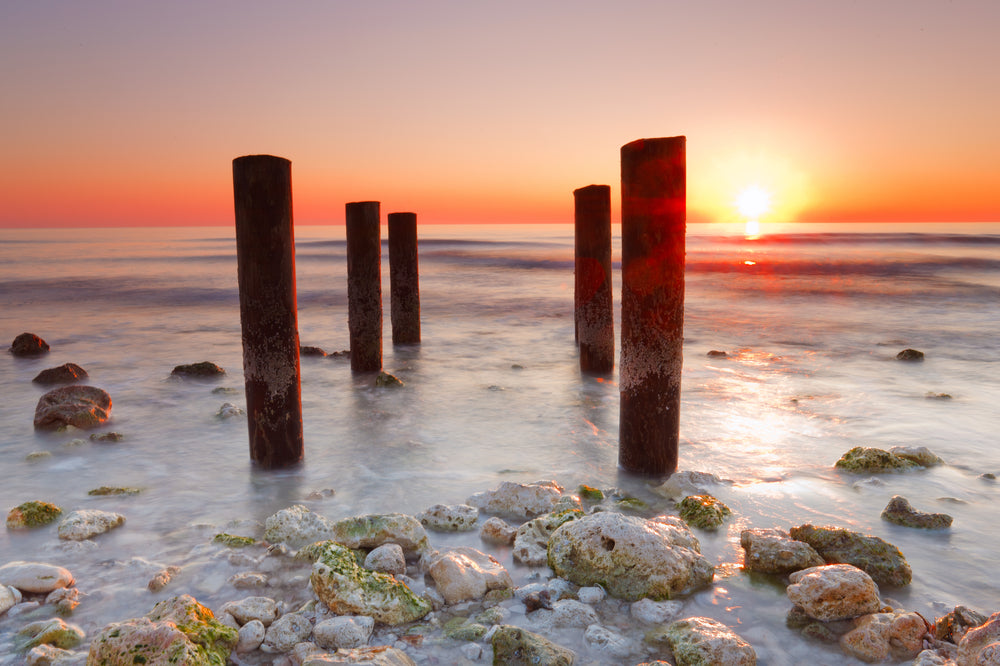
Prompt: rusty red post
<box><xmin>574</xmin><ymin>184</ymin><xmax>614</xmax><ymax>373</ymax></box>
<box><xmin>618</xmin><ymin>137</ymin><xmax>686</xmax><ymax>476</ymax></box>
<box><xmin>388</xmin><ymin>212</ymin><xmax>421</xmax><ymax>344</ymax></box>
<box><xmin>346</xmin><ymin>201</ymin><xmax>383</xmax><ymax>372</ymax></box>
<box><xmin>232</xmin><ymin>154</ymin><xmax>304</xmax><ymax>468</ymax></box>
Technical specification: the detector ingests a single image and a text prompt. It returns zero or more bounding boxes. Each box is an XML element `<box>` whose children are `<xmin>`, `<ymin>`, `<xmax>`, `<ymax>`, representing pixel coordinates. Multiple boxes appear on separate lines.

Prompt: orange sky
<box><xmin>2</xmin><ymin>2</ymin><xmax>998</xmax><ymax>228</ymax></box>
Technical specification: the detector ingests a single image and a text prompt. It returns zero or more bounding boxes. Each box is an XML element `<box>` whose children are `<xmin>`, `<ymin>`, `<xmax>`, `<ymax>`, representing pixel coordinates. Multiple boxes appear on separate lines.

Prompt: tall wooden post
<box><xmin>232</xmin><ymin>155</ymin><xmax>304</xmax><ymax>468</ymax></box>
<box><xmin>346</xmin><ymin>201</ymin><xmax>382</xmax><ymax>372</ymax></box>
<box><xmin>388</xmin><ymin>212</ymin><xmax>421</xmax><ymax>344</ymax></box>
<box><xmin>618</xmin><ymin>137</ymin><xmax>686</xmax><ymax>476</ymax></box>
<box><xmin>574</xmin><ymin>185</ymin><xmax>614</xmax><ymax>373</ymax></box>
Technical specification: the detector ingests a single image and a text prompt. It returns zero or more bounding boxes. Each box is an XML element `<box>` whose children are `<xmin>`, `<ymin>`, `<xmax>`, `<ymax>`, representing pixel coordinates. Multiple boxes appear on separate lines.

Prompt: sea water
<box><xmin>0</xmin><ymin>222</ymin><xmax>998</xmax><ymax>663</ymax></box>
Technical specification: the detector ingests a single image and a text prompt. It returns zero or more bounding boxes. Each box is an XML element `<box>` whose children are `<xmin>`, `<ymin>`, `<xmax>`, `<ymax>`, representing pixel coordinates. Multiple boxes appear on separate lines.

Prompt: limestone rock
<box><xmin>374</xmin><ymin>371</ymin><xmax>403</xmax><ymax>387</ymax></box>
<box><xmin>651</xmin><ymin>470</ymin><xmax>724</xmax><ymax>501</ymax></box>
<box><xmin>740</xmin><ymin>528</ymin><xmax>824</xmax><ymax>574</ymax></box>
<box><xmin>835</xmin><ymin>446</ymin><xmax>918</xmax><ymax>473</ymax></box>
<box><xmin>890</xmin><ymin>446</ymin><xmax>944</xmax><ymax>467</ymax></box>
<box><xmin>171</xmin><ymin>361</ymin><xmax>225</xmax><ymax>377</ymax></box>
<box><xmin>330</xmin><ymin>512</ymin><xmax>430</xmax><ymax>558</ymax></box>
<box><xmin>935</xmin><ymin>605</ymin><xmax>988</xmax><ymax>644</ymax></box>
<box><xmin>547</xmin><ymin>511</ymin><xmax>714</xmax><ymax>601</ymax></box>
<box><xmin>17</xmin><ymin>618</ymin><xmax>85</xmax><ymax>651</ymax></box>
<box><xmin>0</xmin><ymin>561</ymin><xmax>74</xmax><ymax>594</ymax></box>
<box><xmin>664</xmin><ymin>616</ymin><xmax>757</xmax><ymax>666</ymax></box>
<box><xmin>417</xmin><ymin>503</ymin><xmax>478</xmax><ymax>532</ymax></box>
<box><xmin>427</xmin><ymin>546</ymin><xmax>512</xmax><ymax>604</ymax></box>
<box><xmin>301</xmin><ymin>646</ymin><xmax>416</xmax><ymax>665</ymax></box>
<box><xmin>631</xmin><ymin>598</ymin><xmax>684</xmax><ymax>625</ymax></box>
<box><xmin>467</xmin><ymin>480</ymin><xmax>563</xmax><ymax>518</ymax></box>
<box><xmin>33</xmin><ymin>385</ymin><xmax>111</xmax><ymax>430</ymax></box>
<box><xmin>364</xmin><ymin>543</ymin><xmax>406</xmax><ymax>576</ymax></box>
<box><xmin>958</xmin><ymin>612</ymin><xmax>1000</xmax><ymax>666</ymax></box>
<box><xmin>790</xmin><ymin>523</ymin><xmax>912</xmax><ymax>587</ymax></box>
<box><xmin>479</xmin><ymin>516</ymin><xmax>517</xmax><ymax>545</ymax></box>
<box><xmin>513</xmin><ymin>508</ymin><xmax>584</xmax><ymax>566</ymax></box>
<box><xmin>221</xmin><ymin>596</ymin><xmax>279</xmax><ymax>626</ymax></box>
<box><xmin>261</xmin><ymin>612</ymin><xmax>312</xmax><ymax>653</ymax></box>
<box><xmin>6</xmin><ymin>501</ymin><xmax>62</xmax><ymax>529</ymax></box>
<box><xmin>309</xmin><ymin>541</ymin><xmax>430</xmax><ymax>625</ymax></box>
<box><xmin>530</xmin><ymin>598</ymin><xmax>599</xmax><ymax>630</ymax></box>
<box><xmin>57</xmin><ymin>509</ymin><xmax>125</xmax><ymax>540</ymax></box>
<box><xmin>1</xmin><ymin>584</ymin><xmax>20</xmax><ymax>615</ymax></box>
<box><xmin>677</xmin><ymin>494</ymin><xmax>731</xmax><ymax>529</ymax></box>
<box><xmin>46</xmin><ymin>587</ymin><xmax>81</xmax><ymax>614</ymax></box>
<box><xmin>25</xmin><ymin>644</ymin><xmax>81</xmax><ymax>665</ymax></box>
<box><xmin>263</xmin><ymin>504</ymin><xmax>337</xmax><ymax>549</ymax></box>
<box><xmin>11</xmin><ymin>332</ymin><xmax>49</xmax><ymax>356</ymax></box>
<box><xmin>839</xmin><ymin>611</ymin><xmax>929</xmax><ymax>662</ymax></box>
<box><xmin>236</xmin><ymin>619</ymin><xmax>265</xmax><ymax>653</ymax></box>
<box><xmin>147</xmin><ymin>565</ymin><xmax>181</xmax><ymax>592</ymax></box>
<box><xmin>584</xmin><ymin>623</ymin><xmax>635</xmax><ymax>658</ymax></box>
<box><xmin>312</xmin><ymin>615</ymin><xmax>375</xmax><ymax>650</ymax></box>
<box><xmin>490</xmin><ymin>625</ymin><xmax>575</xmax><ymax>666</ymax></box>
<box><xmin>881</xmin><ymin>496</ymin><xmax>953</xmax><ymax>529</ymax></box>
<box><xmin>786</xmin><ymin>564</ymin><xmax>882</xmax><ymax>621</ymax></box>
<box><xmin>32</xmin><ymin>363</ymin><xmax>88</xmax><ymax>386</ymax></box>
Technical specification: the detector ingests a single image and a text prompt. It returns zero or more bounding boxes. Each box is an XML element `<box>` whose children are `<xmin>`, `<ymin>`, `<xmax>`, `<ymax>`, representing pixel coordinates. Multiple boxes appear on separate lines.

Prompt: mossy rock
<box><xmin>577</xmin><ymin>485</ymin><xmax>604</xmax><ymax>501</ymax></box>
<box><xmin>443</xmin><ymin>616</ymin><xmax>488</xmax><ymax>641</ymax></box>
<box><xmin>171</xmin><ymin>361</ymin><xmax>225</xmax><ymax>377</ymax></box>
<box><xmin>614</xmin><ymin>497</ymin><xmax>649</xmax><ymax>513</ymax></box>
<box><xmin>375</xmin><ymin>371</ymin><xmax>404</xmax><ymax>387</ymax></box>
<box><xmin>789</xmin><ymin>524</ymin><xmax>912</xmax><ymax>587</ymax></box>
<box><xmin>88</xmin><ymin>486</ymin><xmax>142</xmax><ymax>496</ymax></box>
<box><xmin>491</xmin><ymin>625</ymin><xmax>575</xmax><ymax>665</ymax></box>
<box><xmin>835</xmin><ymin>447</ymin><xmax>918</xmax><ymax>473</ymax></box>
<box><xmin>6</xmin><ymin>501</ymin><xmax>62</xmax><ymax>529</ymax></box>
<box><xmin>213</xmin><ymin>533</ymin><xmax>256</xmax><ymax>547</ymax></box>
<box><xmin>677</xmin><ymin>494</ymin><xmax>731</xmax><ymax>529</ymax></box>
<box><xmin>896</xmin><ymin>348</ymin><xmax>925</xmax><ymax>361</ymax></box>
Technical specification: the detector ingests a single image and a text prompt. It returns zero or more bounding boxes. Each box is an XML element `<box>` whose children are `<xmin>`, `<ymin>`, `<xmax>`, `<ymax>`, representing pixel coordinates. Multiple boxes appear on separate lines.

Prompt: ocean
<box><xmin>1</xmin><ymin>221</ymin><xmax>998</xmax><ymax>663</ymax></box>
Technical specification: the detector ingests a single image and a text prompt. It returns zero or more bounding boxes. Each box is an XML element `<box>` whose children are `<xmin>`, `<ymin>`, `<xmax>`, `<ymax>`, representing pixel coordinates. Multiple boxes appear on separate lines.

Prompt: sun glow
<box><xmin>736</xmin><ymin>185</ymin><xmax>771</xmax><ymax>237</ymax></box>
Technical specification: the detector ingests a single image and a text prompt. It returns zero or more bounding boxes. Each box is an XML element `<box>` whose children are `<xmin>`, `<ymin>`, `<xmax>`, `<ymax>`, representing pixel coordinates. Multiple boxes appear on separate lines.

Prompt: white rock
<box><xmin>958</xmin><ymin>612</ymin><xmax>1000</xmax><ymax>666</ymax></box>
<box><xmin>577</xmin><ymin>586</ymin><xmax>606</xmax><ymax>605</ymax></box>
<box><xmin>237</xmin><ymin>619</ymin><xmax>266</xmax><ymax>653</ymax></box>
<box><xmin>261</xmin><ymin>612</ymin><xmax>313</xmax><ymax>653</ymax></box>
<box><xmin>786</xmin><ymin>564</ymin><xmax>882</xmax><ymax>621</ymax></box>
<box><xmin>467</xmin><ymin>480</ymin><xmax>563</xmax><ymax>518</ymax></box>
<box><xmin>0</xmin><ymin>561</ymin><xmax>74</xmax><ymax>593</ymax></box>
<box><xmin>631</xmin><ymin>598</ymin><xmax>684</xmax><ymax>624</ymax></box>
<box><xmin>839</xmin><ymin>611</ymin><xmax>928</xmax><ymax>663</ymax></box>
<box><xmin>313</xmin><ymin>615</ymin><xmax>375</xmax><ymax>650</ymax></box>
<box><xmin>0</xmin><ymin>584</ymin><xmax>20</xmax><ymax>615</ymax></box>
<box><xmin>427</xmin><ymin>547</ymin><xmax>512</xmax><ymax>604</ymax></box>
<box><xmin>650</xmin><ymin>470</ymin><xmax>723</xmax><ymax>500</ymax></box>
<box><xmin>533</xmin><ymin>599</ymin><xmax>599</xmax><ymax>629</ymax></box>
<box><xmin>417</xmin><ymin>504</ymin><xmax>479</xmax><ymax>532</ymax></box>
<box><xmin>513</xmin><ymin>510</ymin><xmax>582</xmax><ymax>566</ymax></box>
<box><xmin>57</xmin><ymin>509</ymin><xmax>125</xmax><ymax>541</ymax></box>
<box><xmin>459</xmin><ymin>642</ymin><xmax>483</xmax><ymax>660</ymax></box>
<box><xmin>584</xmin><ymin>623</ymin><xmax>635</xmax><ymax>658</ymax></box>
<box><xmin>365</xmin><ymin>543</ymin><xmax>406</xmax><ymax>576</ymax></box>
<box><xmin>222</xmin><ymin>596</ymin><xmax>280</xmax><ymax>626</ymax></box>
<box><xmin>330</xmin><ymin>513</ymin><xmax>430</xmax><ymax>558</ymax></box>
<box><xmin>25</xmin><ymin>644</ymin><xmax>80</xmax><ymax>665</ymax></box>
<box><xmin>479</xmin><ymin>516</ymin><xmax>517</xmax><ymax>545</ymax></box>
<box><xmin>665</xmin><ymin>616</ymin><xmax>757</xmax><ymax>665</ymax></box>
<box><xmin>263</xmin><ymin>505</ymin><xmax>336</xmax><ymax>549</ymax></box>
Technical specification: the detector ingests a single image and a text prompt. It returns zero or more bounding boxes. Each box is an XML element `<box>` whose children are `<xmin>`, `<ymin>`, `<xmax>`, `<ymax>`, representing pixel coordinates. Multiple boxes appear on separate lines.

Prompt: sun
<box><xmin>735</xmin><ymin>185</ymin><xmax>771</xmax><ymax>237</ymax></box>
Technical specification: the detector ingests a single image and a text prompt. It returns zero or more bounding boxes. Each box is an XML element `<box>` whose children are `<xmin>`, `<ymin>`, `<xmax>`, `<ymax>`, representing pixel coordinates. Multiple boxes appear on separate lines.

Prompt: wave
<box><xmin>700</xmin><ymin>232</ymin><xmax>1000</xmax><ymax>246</ymax></box>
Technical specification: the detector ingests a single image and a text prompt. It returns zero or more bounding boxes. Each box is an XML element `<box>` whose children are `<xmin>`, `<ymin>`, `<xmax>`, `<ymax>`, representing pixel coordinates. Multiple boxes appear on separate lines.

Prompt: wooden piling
<box><xmin>232</xmin><ymin>155</ymin><xmax>304</xmax><ymax>468</ymax></box>
<box><xmin>618</xmin><ymin>137</ymin><xmax>686</xmax><ymax>476</ymax></box>
<box><xmin>388</xmin><ymin>212</ymin><xmax>421</xmax><ymax>344</ymax></box>
<box><xmin>574</xmin><ymin>185</ymin><xmax>614</xmax><ymax>374</ymax></box>
<box><xmin>346</xmin><ymin>201</ymin><xmax>383</xmax><ymax>372</ymax></box>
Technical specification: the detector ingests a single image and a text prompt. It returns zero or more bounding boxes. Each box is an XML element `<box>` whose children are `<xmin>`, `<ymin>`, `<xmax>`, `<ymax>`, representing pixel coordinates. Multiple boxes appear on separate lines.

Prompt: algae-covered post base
<box><xmin>573</xmin><ymin>184</ymin><xmax>614</xmax><ymax>374</ymax></box>
<box><xmin>618</xmin><ymin>137</ymin><xmax>686</xmax><ymax>477</ymax></box>
<box><xmin>388</xmin><ymin>212</ymin><xmax>421</xmax><ymax>345</ymax></box>
<box><xmin>232</xmin><ymin>155</ymin><xmax>304</xmax><ymax>469</ymax></box>
<box><xmin>346</xmin><ymin>201</ymin><xmax>383</xmax><ymax>373</ymax></box>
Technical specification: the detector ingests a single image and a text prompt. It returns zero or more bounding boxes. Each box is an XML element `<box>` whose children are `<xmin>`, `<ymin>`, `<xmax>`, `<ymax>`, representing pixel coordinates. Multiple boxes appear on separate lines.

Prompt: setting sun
<box><xmin>736</xmin><ymin>185</ymin><xmax>772</xmax><ymax>220</ymax></box>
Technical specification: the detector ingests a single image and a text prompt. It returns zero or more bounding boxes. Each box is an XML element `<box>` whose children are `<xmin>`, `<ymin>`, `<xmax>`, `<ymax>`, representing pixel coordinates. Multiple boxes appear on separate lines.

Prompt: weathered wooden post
<box><xmin>346</xmin><ymin>201</ymin><xmax>382</xmax><ymax>372</ymax></box>
<box><xmin>388</xmin><ymin>212</ymin><xmax>421</xmax><ymax>344</ymax></box>
<box><xmin>618</xmin><ymin>137</ymin><xmax>686</xmax><ymax>476</ymax></box>
<box><xmin>574</xmin><ymin>184</ymin><xmax>614</xmax><ymax>373</ymax></box>
<box><xmin>232</xmin><ymin>154</ymin><xmax>304</xmax><ymax>468</ymax></box>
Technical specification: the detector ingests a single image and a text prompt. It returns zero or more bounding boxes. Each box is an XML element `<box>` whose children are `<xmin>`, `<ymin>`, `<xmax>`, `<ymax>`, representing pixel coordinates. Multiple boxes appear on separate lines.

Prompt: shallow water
<box><xmin>0</xmin><ymin>222</ymin><xmax>998</xmax><ymax>663</ymax></box>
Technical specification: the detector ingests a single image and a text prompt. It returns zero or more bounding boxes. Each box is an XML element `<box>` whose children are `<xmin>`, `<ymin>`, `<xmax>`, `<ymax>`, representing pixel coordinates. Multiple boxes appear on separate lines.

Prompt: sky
<box><xmin>2</xmin><ymin>1</ymin><xmax>998</xmax><ymax>228</ymax></box>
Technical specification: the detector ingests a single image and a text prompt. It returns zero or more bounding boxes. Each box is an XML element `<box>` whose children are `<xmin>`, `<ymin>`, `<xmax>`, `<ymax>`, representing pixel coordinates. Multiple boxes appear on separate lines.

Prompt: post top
<box><xmin>233</xmin><ymin>154</ymin><xmax>291</xmax><ymax>166</ymax></box>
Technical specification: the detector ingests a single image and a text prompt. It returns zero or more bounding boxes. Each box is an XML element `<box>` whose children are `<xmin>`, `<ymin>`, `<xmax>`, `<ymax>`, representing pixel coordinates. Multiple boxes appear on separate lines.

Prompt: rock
<box><xmin>374</xmin><ymin>371</ymin><xmax>403</xmax><ymax>387</ymax></box>
<box><xmin>532</xmin><ymin>598</ymin><xmax>599</xmax><ymax>629</ymax></box>
<box><xmin>897</xmin><ymin>348</ymin><xmax>925</xmax><ymax>361</ymax></box>
<box><xmin>577</xmin><ymin>586</ymin><xmax>606</xmax><ymax>604</ymax></box>
<box><xmin>216</xmin><ymin>403</ymin><xmax>244</xmax><ymax>419</ymax></box>
<box><xmin>364</xmin><ymin>543</ymin><xmax>406</xmax><ymax>576</ymax></box>
<box><xmin>577</xmin><ymin>484</ymin><xmax>605</xmax><ymax>501</ymax></box>
<box><xmin>6</xmin><ymin>501</ymin><xmax>63</xmax><ymax>529</ymax></box>
<box><xmin>229</xmin><ymin>572</ymin><xmax>267</xmax><ymax>589</ymax></box>
<box><xmin>584</xmin><ymin>623</ymin><xmax>635</xmax><ymax>658</ymax></box>
<box><xmin>650</xmin><ymin>470</ymin><xmax>724</xmax><ymax>501</ymax></box>
<box><xmin>313</xmin><ymin>615</ymin><xmax>375</xmax><ymax>650</ymax></box>
<box><xmin>663</xmin><ymin>616</ymin><xmax>757</xmax><ymax>666</ymax></box>
<box><xmin>677</xmin><ymin>494</ymin><xmax>732</xmax><ymax>529</ymax></box>
<box><xmin>25</xmin><ymin>644</ymin><xmax>81</xmax><ymax>665</ymax></box>
<box><xmin>786</xmin><ymin>564</ymin><xmax>882</xmax><ymax>621</ymax></box>
<box><xmin>0</xmin><ymin>561</ymin><xmax>74</xmax><ymax>594</ymax></box>
<box><xmin>171</xmin><ymin>361</ymin><xmax>225</xmax><ymax>377</ymax></box>
<box><xmin>90</xmin><ymin>431</ymin><xmax>124</xmax><ymax>442</ymax></box>
<box><xmin>443</xmin><ymin>616</ymin><xmax>488</xmax><ymax>641</ymax></box>
<box><xmin>958</xmin><ymin>612</ymin><xmax>1000</xmax><ymax>666</ymax></box>
<box><xmin>479</xmin><ymin>516</ymin><xmax>517</xmax><ymax>545</ymax></box>
<box><xmin>46</xmin><ymin>587</ymin><xmax>82</xmax><ymax>614</ymax></box>
<box><xmin>707</xmin><ymin>350</ymin><xmax>729</xmax><ymax>358</ymax></box>
<box><xmin>261</xmin><ymin>612</ymin><xmax>313</xmax><ymax>653</ymax></box>
<box><xmin>11</xmin><ymin>332</ymin><xmax>49</xmax><ymax>356</ymax></box>
<box><xmin>740</xmin><ymin>528</ymin><xmax>825</xmax><ymax>574</ymax></box>
<box><xmin>631</xmin><ymin>598</ymin><xmax>684</xmax><ymax>625</ymax></box>
<box><xmin>490</xmin><ymin>625</ymin><xmax>575</xmax><ymax>666</ymax></box>
<box><xmin>513</xmin><ymin>508</ymin><xmax>584</xmax><ymax>566</ymax></box>
<box><xmin>790</xmin><ymin>523</ymin><xmax>911</xmax><ymax>587</ymax></box>
<box><xmin>33</xmin><ymin>385</ymin><xmax>112</xmax><ymax>430</ymax></box>
<box><xmin>1</xmin><ymin>584</ymin><xmax>20</xmax><ymax>615</ymax></box>
<box><xmin>330</xmin><ymin>513</ymin><xmax>430</xmax><ymax>558</ymax></box>
<box><xmin>17</xmin><ymin>618</ymin><xmax>85</xmax><ymax>650</ymax></box>
<box><xmin>32</xmin><ymin>363</ymin><xmax>88</xmax><ymax>386</ymax></box>
<box><xmin>881</xmin><ymin>496</ymin><xmax>953</xmax><ymax>529</ymax></box>
<box><xmin>417</xmin><ymin>503</ymin><xmax>478</xmax><ymax>532</ymax></box>
<box><xmin>263</xmin><ymin>504</ymin><xmax>337</xmax><ymax>548</ymax></box>
<box><xmin>300</xmin><ymin>346</ymin><xmax>328</xmax><ymax>357</ymax></box>
<box><xmin>835</xmin><ymin>446</ymin><xmax>919</xmax><ymax>473</ymax></box>
<box><xmin>890</xmin><ymin>446</ymin><xmax>944</xmax><ymax>467</ymax></box>
<box><xmin>213</xmin><ymin>533</ymin><xmax>256</xmax><ymax>547</ymax></box>
<box><xmin>935</xmin><ymin>605</ymin><xmax>988</xmax><ymax>643</ymax></box>
<box><xmin>839</xmin><ymin>611</ymin><xmax>930</xmax><ymax>662</ymax></box>
<box><xmin>221</xmin><ymin>596</ymin><xmax>279</xmax><ymax>626</ymax></box>
<box><xmin>57</xmin><ymin>509</ymin><xmax>125</xmax><ymax>540</ymax></box>
<box><xmin>147</xmin><ymin>565</ymin><xmax>181</xmax><ymax>592</ymax></box>
<box><xmin>547</xmin><ymin>511</ymin><xmax>714</xmax><ymax>601</ymax></box>
<box><xmin>309</xmin><ymin>542</ymin><xmax>430</xmax><ymax>625</ymax></box>
<box><xmin>88</xmin><ymin>595</ymin><xmax>237</xmax><ymax>665</ymax></box>
<box><xmin>467</xmin><ymin>480</ymin><xmax>564</xmax><ymax>518</ymax></box>
<box><xmin>236</xmin><ymin>619</ymin><xmax>265</xmax><ymax>653</ymax></box>
<box><xmin>301</xmin><ymin>645</ymin><xmax>416</xmax><ymax>665</ymax></box>
<box><xmin>427</xmin><ymin>546</ymin><xmax>512</xmax><ymax>604</ymax></box>
<box><xmin>88</xmin><ymin>486</ymin><xmax>141</xmax><ymax>496</ymax></box>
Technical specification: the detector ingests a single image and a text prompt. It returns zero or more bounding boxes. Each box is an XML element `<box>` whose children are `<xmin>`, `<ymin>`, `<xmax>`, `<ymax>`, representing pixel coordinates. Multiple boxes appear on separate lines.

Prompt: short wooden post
<box><xmin>574</xmin><ymin>185</ymin><xmax>614</xmax><ymax>373</ymax></box>
<box><xmin>388</xmin><ymin>212</ymin><xmax>421</xmax><ymax>344</ymax></box>
<box><xmin>232</xmin><ymin>155</ymin><xmax>304</xmax><ymax>468</ymax></box>
<box><xmin>618</xmin><ymin>137</ymin><xmax>686</xmax><ymax>476</ymax></box>
<box><xmin>346</xmin><ymin>201</ymin><xmax>383</xmax><ymax>372</ymax></box>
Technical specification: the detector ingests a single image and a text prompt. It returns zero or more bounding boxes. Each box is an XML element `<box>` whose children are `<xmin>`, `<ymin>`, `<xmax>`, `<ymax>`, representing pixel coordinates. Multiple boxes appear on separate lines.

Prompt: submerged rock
<box><xmin>740</xmin><ymin>528</ymin><xmax>824</xmax><ymax>575</ymax></box>
<box><xmin>263</xmin><ymin>504</ymin><xmax>336</xmax><ymax>549</ymax></box>
<box><xmin>10</xmin><ymin>332</ymin><xmax>49</xmax><ymax>357</ymax></box>
<box><xmin>171</xmin><ymin>361</ymin><xmax>225</xmax><ymax>377</ymax></box>
<box><xmin>301</xmin><ymin>645</ymin><xmax>416</xmax><ymax>665</ymax></box>
<box><xmin>896</xmin><ymin>348</ymin><xmax>925</xmax><ymax>361</ymax></box>
<box><xmin>6</xmin><ymin>501</ymin><xmax>62</xmax><ymax>529</ymax></box>
<box><xmin>547</xmin><ymin>511</ymin><xmax>714</xmax><ymax>601</ymax></box>
<box><xmin>651</xmin><ymin>470</ymin><xmax>724</xmax><ymax>501</ymax></box>
<box><xmin>835</xmin><ymin>446</ymin><xmax>919</xmax><ymax>473</ymax></box>
<box><xmin>374</xmin><ymin>371</ymin><xmax>404</xmax><ymax>387</ymax></box>
<box><xmin>677</xmin><ymin>494</ymin><xmax>731</xmax><ymax>529</ymax></box>
<box><xmin>33</xmin><ymin>385</ymin><xmax>111</xmax><ymax>430</ymax></box>
<box><xmin>786</xmin><ymin>564</ymin><xmax>882</xmax><ymax>622</ymax></box>
<box><xmin>57</xmin><ymin>509</ymin><xmax>125</xmax><ymax>540</ymax></box>
<box><xmin>330</xmin><ymin>512</ymin><xmax>430</xmax><ymax>558</ymax></box>
<box><xmin>17</xmin><ymin>617</ymin><xmax>85</xmax><ymax>651</ymax></box>
<box><xmin>491</xmin><ymin>625</ymin><xmax>575</xmax><ymax>666</ymax></box>
<box><xmin>32</xmin><ymin>363</ymin><xmax>88</xmax><ymax>386</ymax></box>
<box><xmin>881</xmin><ymin>496</ymin><xmax>953</xmax><ymax>529</ymax></box>
<box><xmin>839</xmin><ymin>611</ymin><xmax>929</xmax><ymax>663</ymax></box>
<box><xmin>300</xmin><ymin>345</ymin><xmax>328</xmax><ymax>357</ymax></box>
<box><xmin>426</xmin><ymin>546</ymin><xmax>512</xmax><ymax>604</ymax></box>
<box><xmin>467</xmin><ymin>480</ymin><xmax>564</xmax><ymax>518</ymax></box>
<box><xmin>890</xmin><ymin>445</ymin><xmax>944</xmax><ymax>467</ymax></box>
<box><xmin>663</xmin><ymin>616</ymin><xmax>757</xmax><ymax>666</ymax></box>
<box><xmin>790</xmin><ymin>523</ymin><xmax>911</xmax><ymax>587</ymax></box>
<box><xmin>87</xmin><ymin>486</ymin><xmax>141</xmax><ymax>496</ymax></box>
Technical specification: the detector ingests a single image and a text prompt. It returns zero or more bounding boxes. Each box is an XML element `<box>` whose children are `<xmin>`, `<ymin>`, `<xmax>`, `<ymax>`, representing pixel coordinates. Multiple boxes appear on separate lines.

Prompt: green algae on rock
<box><xmin>663</xmin><ymin>616</ymin><xmax>757</xmax><ymax>666</ymax></box>
<box><xmin>375</xmin><ymin>371</ymin><xmax>404</xmax><ymax>387</ymax></box>
<box><xmin>577</xmin><ymin>485</ymin><xmax>604</xmax><ymax>501</ymax></box>
<box><xmin>834</xmin><ymin>446</ymin><xmax>918</xmax><ymax>473</ymax></box>
<box><xmin>789</xmin><ymin>524</ymin><xmax>912</xmax><ymax>587</ymax></box>
<box><xmin>678</xmin><ymin>495</ymin><xmax>732</xmax><ymax>530</ymax></box>
<box><xmin>490</xmin><ymin>625</ymin><xmax>575</xmax><ymax>666</ymax></box>
<box><xmin>87</xmin><ymin>486</ymin><xmax>142</xmax><ymax>496</ymax></box>
<box><xmin>213</xmin><ymin>533</ymin><xmax>256</xmax><ymax>547</ymax></box>
<box><xmin>880</xmin><ymin>496</ymin><xmax>953</xmax><ymax>529</ymax></box>
<box><xmin>6</xmin><ymin>501</ymin><xmax>62</xmax><ymax>529</ymax></box>
<box><xmin>17</xmin><ymin>617</ymin><xmax>84</xmax><ymax>651</ymax></box>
